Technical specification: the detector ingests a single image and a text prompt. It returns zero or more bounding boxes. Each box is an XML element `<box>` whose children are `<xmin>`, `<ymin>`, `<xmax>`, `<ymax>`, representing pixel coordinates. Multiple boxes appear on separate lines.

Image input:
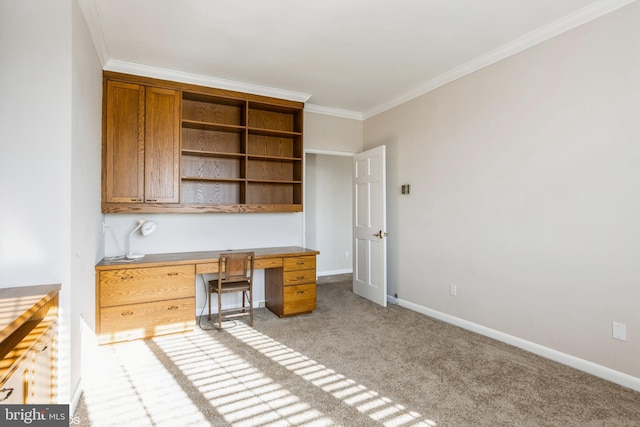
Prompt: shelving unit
<box><xmin>102</xmin><ymin>72</ymin><xmax>305</xmax><ymax>213</ymax></box>
<box><xmin>179</xmin><ymin>93</ymin><xmax>304</xmax><ymax>210</ymax></box>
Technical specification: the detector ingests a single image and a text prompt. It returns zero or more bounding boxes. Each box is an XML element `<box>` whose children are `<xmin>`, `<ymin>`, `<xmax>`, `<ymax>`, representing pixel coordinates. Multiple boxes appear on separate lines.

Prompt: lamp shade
<box><xmin>140</xmin><ymin>221</ymin><xmax>157</xmax><ymax>236</ymax></box>
<box><xmin>126</xmin><ymin>219</ymin><xmax>157</xmax><ymax>259</ymax></box>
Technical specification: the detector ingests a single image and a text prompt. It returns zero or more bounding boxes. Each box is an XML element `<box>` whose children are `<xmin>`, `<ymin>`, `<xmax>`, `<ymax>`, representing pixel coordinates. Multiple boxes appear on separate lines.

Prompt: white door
<box><xmin>353</xmin><ymin>145</ymin><xmax>387</xmax><ymax>307</ymax></box>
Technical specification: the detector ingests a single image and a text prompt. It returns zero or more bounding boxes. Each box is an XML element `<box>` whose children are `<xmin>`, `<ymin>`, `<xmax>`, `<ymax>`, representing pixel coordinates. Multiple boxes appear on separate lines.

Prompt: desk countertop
<box><xmin>96</xmin><ymin>246</ymin><xmax>320</xmax><ymax>270</ymax></box>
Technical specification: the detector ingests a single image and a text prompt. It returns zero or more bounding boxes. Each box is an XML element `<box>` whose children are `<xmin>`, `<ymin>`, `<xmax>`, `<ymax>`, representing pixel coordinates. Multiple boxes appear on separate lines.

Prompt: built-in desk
<box><xmin>95</xmin><ymin>246</ymin><xmax>319</xmax><ymax>344</ymax></box>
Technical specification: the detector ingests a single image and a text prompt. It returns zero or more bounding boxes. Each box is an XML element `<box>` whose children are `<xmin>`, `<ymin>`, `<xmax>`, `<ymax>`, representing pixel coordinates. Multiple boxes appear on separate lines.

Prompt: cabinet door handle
<box><xmin>121</xmin><ymin>311</ymin><xmax>134</xmax><ymax>316</ymax></box>
<box><xmin>167</xmin><ymin>306</ymin><xmax>179</xmax><ymax>311</ymax></box>
<box><xmin>146</xmin><ymin>199</ymin><xmax>157</xmax><ymax>202</ymax></box>
<box><xmin>35</xmin><ymin>345</ymin><xmax>48</xmax><ymax>353</ymax></box>
<box><xmin>0</xmin><ymin>388</ymin><xmax>14</xmax><ymax>401</ymax></box>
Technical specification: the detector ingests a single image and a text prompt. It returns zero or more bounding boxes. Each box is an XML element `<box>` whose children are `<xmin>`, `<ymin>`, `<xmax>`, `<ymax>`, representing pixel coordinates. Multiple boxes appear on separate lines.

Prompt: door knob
<box><xmin>373</xmin><ymin>230</ymin><xmax>387</xmax><ymax>239</ymax></box>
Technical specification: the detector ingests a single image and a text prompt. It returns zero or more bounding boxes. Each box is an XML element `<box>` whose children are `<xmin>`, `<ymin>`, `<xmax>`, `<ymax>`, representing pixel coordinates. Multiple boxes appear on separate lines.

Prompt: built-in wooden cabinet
<box><xmin>103</xmin><ymin>81</ymin><xmax>180</xmax><ymax>205</ymax></box>
<box><xmin>102</xmin><ymin>72</ymin><xmax>304</xmax><ymax>213</ymax></box>
<box><xmin>265</xmin><ymin>255</ymin><xmax>317</xmax><ymax>317</ymax></box>
<box><xmin>0</xmin><ymin>285</ymin><xmax>59</xmax><ymax>404</ymax></box>
<box><xmin>96</xmin><ymin>247</ymin><xmax>318</xmax><ymax>344</ymax></box>
<box><xmin>144</xmin><ymin>87</ymin><xmax>181</xmax><ymax>203</ymax></box>
<box><xmin>103</xmin><ymin>80</ymin><xmax>144</xmax><ymax>203</ymax></box>
<box><xmin>96</xmin><ymin>264</ymin><xmax>195</xmax><ymax>344</ymax></box>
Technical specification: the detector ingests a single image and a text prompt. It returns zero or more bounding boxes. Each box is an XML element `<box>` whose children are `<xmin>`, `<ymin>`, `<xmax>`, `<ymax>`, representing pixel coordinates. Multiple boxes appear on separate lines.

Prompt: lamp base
<box><xmin>126</xmin><ymin>253</ymin><xmax>145</xmax><ymax>260</ymax></box>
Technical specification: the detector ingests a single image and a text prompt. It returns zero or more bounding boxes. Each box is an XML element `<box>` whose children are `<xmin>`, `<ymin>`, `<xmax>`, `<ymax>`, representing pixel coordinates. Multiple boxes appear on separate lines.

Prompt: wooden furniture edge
<box><xmin>0</xmin><ymin>318</ymin><xmax>56</xmax><ymax>385</ymax></box>
<box><xmin>96</xmin><ymin>246</ymin><xmax>320</xmax><ymax>270</ymax></box>
<box><xmin>0</xmin><ymin>284</ymin><xmax>61</xmax><ymax>342</ymax></box>
<box><xmin>101</xmin><ymin>203</ymin><xmax>304</xmax><ymax>214</ymax></box>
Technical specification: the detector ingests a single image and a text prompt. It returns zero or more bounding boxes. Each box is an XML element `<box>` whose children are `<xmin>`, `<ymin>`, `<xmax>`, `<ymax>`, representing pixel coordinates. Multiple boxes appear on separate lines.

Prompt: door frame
<box><xmin>303</xmin><ymin>149</ymin><xmax>357</xmax><ymax>268</ymax></box>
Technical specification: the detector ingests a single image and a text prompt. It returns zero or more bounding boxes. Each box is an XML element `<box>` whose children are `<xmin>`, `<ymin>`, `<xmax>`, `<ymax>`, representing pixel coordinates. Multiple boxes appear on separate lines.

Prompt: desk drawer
<box><xmin>99</xmin><ymin>297</ymin><xmax>195</xmax><ymax>344</ymax></box>
<box><xmin>283</xmin><ymin>284</ymin><xmax>316</xmax><ymax>315</ymax></box>
<box><xmin>284</xmin><ymin>256</ymin><xmax>316</xmax><ymax>271</ymax></box>
<box><xmin>255</xmin><ymin>257</ymin><xmax>284</xmax><ymax>270</ymax></box>
<box><xmin>195</xmin><ymin>257</ymin><xmax>283</xmax><ymax>274</ymax></box>
<box><xmin>196</xmin><ymin>262</ymin><xmax>217</xmax><ymax>274</ymax></box>
<box><xmin>284</xmin><ymin>269</ymin><xmax>316</xmax><ymax>286</ymax></box>
<box><xmin>99</xmin><ymin>265</ymin><xmax>194</xmax><ymax>307</ymax></box>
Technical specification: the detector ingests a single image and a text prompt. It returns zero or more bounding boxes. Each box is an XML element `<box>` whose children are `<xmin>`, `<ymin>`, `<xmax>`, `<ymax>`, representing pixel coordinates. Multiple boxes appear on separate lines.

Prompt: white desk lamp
<box><xmin>126</xmin><ymin>219</ymin><xmax>157</xmax><ymax>259</ymax></box>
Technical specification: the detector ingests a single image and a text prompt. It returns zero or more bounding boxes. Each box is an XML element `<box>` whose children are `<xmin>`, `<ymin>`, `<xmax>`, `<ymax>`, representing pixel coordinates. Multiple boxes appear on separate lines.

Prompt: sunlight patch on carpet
<box><xmin>82</xmin><ymin>324</ymin><xmax>438</xmax><ymax>426</ymax></box>
<box><xmin>227</xmin><ymin>323</ymin><xmax>438</xmax><ymax>427</ymax></box>
<box><xmin>81</xmin><ymin>338</ymin><xmax>210</xmax><ymax>427</ymax></box>
<box><xmin>153</xmin><ymin>331</ymin><xmax>335</xmax><ymax>426</ymax></box>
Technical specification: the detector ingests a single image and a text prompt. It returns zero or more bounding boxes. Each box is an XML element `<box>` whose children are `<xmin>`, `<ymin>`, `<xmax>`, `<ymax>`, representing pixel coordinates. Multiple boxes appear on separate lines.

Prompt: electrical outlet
<box><xmin>450</xmin><ymin>284</ymin><xmax>457</xmax><ymax>296</ymax></box>
<box><xmin>259</xmin><ymin>302</ymin><xmax>265</xmax><ymax>308</ymax></box>
<box><xmin>613</xmin><ymin>322</ymin><xmax>626</xmax><ymax>341</ymax></box>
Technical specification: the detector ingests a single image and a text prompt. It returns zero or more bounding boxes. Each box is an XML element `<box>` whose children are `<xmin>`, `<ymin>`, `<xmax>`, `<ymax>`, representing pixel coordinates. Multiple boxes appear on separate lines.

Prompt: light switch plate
<box><xmin>613</xmin><ymin>321</ymin><xmax>626</xmax><ymax>341</ymax></box>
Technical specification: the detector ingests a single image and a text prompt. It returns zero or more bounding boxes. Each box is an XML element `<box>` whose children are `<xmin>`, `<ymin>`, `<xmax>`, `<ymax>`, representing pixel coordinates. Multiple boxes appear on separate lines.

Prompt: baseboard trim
<box><xmin>70</xmin><ymin>378</ymin><xmax>83</xmax><ymax>416</ymax></box>
<box><xmin>317</xmin><ymin>269</ymin><xmax>353</xmax><ymax>276</ymax></box>
<box><xmin>398</xmin><ymin>298</ymin><xmax>640</xmax><ymax>392</ymax></box>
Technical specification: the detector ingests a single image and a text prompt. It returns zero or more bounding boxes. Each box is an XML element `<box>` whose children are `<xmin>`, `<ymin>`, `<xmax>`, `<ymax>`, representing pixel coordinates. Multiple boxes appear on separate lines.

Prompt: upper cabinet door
<box><xmin>144</xmin><ymin>87</ymin><xmax>181</xmax><ymax>203</ymax></box>
<box><xmin>104</xmin><ymin>81</ymin><xmax>145</xmax><ymax>203</ymax></box>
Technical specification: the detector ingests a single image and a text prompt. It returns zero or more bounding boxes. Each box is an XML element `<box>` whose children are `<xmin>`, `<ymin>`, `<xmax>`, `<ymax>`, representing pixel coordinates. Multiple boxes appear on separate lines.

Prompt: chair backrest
<box><xmin>219</xmin><ymin>252</ymin><xmax>254</xmax><ymax>284</ymax></box>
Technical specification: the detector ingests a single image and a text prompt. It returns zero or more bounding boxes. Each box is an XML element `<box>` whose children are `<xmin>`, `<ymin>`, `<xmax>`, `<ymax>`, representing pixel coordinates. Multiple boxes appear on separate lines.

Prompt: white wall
<box><xmin>304</xmin><ymin>111</ymin><xmax>363</xmax><ymax>153</ymax></box>
<box><xmin>0</xmin><ymin>0</ymin><xmax>103</xmax><ymax>409</ymax></box>
<box><xmin>71</xmin><ymin>0</ymin><xmax>104</xmax><ymax>407</ymax></box>
<box><xmin>364</xmin><ymin>1</ymin><xmax>640</xmax><ymax>383</ymax></box>
<box><xmin>0</xmin><ymin>0</ymin><xmax>73</xmax><ymax>404</ymax></box>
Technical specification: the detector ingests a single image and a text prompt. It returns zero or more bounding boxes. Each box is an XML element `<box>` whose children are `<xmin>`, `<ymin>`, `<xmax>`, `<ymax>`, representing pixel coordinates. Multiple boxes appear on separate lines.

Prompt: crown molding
<box><xmin>103</xmin><ymin>60</ymin><xmax>312</xmax><ymax>103</ymax></box>
<box><xmin>78</xmin><ymin>0</ymin><xmax>110</xmax><ymax>67</ymax></box>
<box><xmin>304</xmin><ymin>104</ymin><xmax>363</xmax><ymax>121</ymax></box>
<box><xmin>363</xmin><ymin>0</ymin><xmax>638</xmax><ymax>119</ymax></box>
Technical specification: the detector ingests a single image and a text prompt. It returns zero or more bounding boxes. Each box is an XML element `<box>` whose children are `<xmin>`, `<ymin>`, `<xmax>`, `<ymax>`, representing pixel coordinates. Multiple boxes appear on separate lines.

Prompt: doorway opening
<box><xmin>304</xmin><ymin>151</ymin><xmax>354</xmax><ymax>277</ymax></box>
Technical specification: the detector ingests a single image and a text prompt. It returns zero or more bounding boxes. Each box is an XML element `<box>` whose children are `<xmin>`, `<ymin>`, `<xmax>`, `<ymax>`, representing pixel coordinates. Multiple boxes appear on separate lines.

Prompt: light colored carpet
<box><xmin>74</xmin><ymin>274</ymin><xmax>640</xmax><ymax>426</ymax></box>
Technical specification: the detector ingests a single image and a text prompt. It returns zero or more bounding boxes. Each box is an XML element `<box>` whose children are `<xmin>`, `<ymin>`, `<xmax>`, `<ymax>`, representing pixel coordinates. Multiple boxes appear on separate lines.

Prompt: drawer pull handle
<box><xmin>296</xmin><ymin>261</ymin><xmax>304</xmax><ymax>265</ymax></box>
<box><xmin>167</xmin><ymin>306</ymin><xmax>179</xmax><ymax>311</ymax></box>
<box><xmin>35</xmin><ymin>345</ymin><xmax>48</xmax><ymax>353</ymax></box>
<box><xmin>0</xmin><ymin>388</ymin><xmax>14</xmax><ymax>401</ymax></box>
<box><xmin>296</xmin><ymin>290</ymin><xmax>306</xmax><ymax>295</ymax></box>
<box><xmin>121</xmin><ymin>311</ymin><xmax>134</xmax><ymax>316</ymax></box>
<box><xmin>296</xmin><ymin>275</ymin><xmax>305</xmax><ymax>280</ymax></box>
<box><xmin>167</xmin><ymin>272</ymin><xmax>179</xmax><ymax>276</ymax></box>
<box><xmin>120</xmin><ymin>275</ymin><xmax>134</xmax><ymax>281</ymax></box>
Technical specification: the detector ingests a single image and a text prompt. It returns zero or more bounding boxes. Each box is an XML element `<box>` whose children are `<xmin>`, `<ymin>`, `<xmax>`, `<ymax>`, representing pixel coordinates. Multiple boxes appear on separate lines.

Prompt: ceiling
<box><xmin>82</xmin><ymin>0</ymin><xmax>631</xmax><ymax>119</ymax></box>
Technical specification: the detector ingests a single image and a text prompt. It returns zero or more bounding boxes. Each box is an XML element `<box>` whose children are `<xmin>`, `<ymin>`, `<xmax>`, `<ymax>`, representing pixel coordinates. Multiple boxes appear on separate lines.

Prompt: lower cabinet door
<box><xmin>0</xmin><ymin>364</ymin><xmax>27</xmax><ymax>404</ymax></box>
<box><xmin>100</xmin><ymin>297</ymin><xmax>195</xmax><ymax>344</ymax></box>
<box><xmin>29</xmin><ymin>324</ymin><xmax>55</xmax><ymax>403</ymax></box>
